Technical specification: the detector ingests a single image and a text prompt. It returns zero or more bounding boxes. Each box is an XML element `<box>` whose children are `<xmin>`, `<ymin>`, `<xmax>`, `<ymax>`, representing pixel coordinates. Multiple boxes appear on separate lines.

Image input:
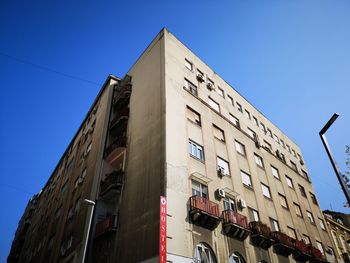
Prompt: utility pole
<box><xmin>319</xmin><ymin>113</ymin><xmax>350</xmax><ymax>206</ymax></box>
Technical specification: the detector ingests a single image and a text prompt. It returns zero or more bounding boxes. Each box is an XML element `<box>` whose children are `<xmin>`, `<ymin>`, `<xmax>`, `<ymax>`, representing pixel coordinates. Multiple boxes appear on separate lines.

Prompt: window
<box><xmin>86</xmin><ymin>142</ymin><xmax>92</xmax><ymax>154</ymax></box>
<box><xmin>279</xmin><ymin>193</ymin><xmax>288</xmax><ymax>209</ymax></box>
<box><xmin>254</xmin><ymin>154</ymin><xmax>264</xmax><ymax>168</ymax></box>
<box><xmin>208</xmin><ymin>97</ymin><xmax>220</xmax><ymax>112</ymax></box>
<box><xmin>302</xmin><ymin>170</ymin><xmax>309</xmax><ymax>180</ymax></box>
<box><xmin>267</xmin><ymin>128</ymin><xmax>272</xmax><ymax>138</ymax></box>
<box><xmin>228</xmin><ymin>95</ymin><xmax>234</xmax><ymax>106</ymax></box>
<box><xmin>286</xmin><ymin>175</ymin><xmax>294</xmax><ymax>188</ymax></box>
<box><xmin>241</xmin><ymin>171</ymin><xmax>253</xmax><ymax>188</ymax></box>
<box><xmin>218</xmin><ymin>87</ymin><xmax>224</xmax><ymax>97</ymax></box>
<box><xmin>186</xmin><ymin>106</ymin><xmax>201</xmax><ymax>126</ymax></box>
<box><xmin>280</xmin><ymin>139</ymin><xmax>286</xmax><ymax>148</ymax></box>
<box><xmin>310</xmin><ymin>192</ymin><xmax>318</xmax><ymax>205</ymax></box>
<box><xmin>236</xmin><ymin>102</ymin><xmax>243</xmax><ymax>112</ymax></box>
<box><xmin>286</xmin><ymin>144</ymin><xmax>291</xmax><ymax>153</ymax></box>
<box><xmin>260</xmin><ymin>122</ymin><xmax>266</xmax><ymax>133</ymax></box>
<box><xmin>223</xmin><ymin>196</ymin><xmax>236</xmax><ymax>211</ymax></box>
<box><xmin>185</xmin><ymin>59</ymin><xmax>193</xmax><ymax>71</ymax></box>
<box><xmin>264</xmin><ymin>140</ymin><xmax>272</xmax><ymax>151</ymax></box>
<box><xmin>271</xmin><ymin>166</ymin><xmax>280</xmax><ymax>179</ymax></box>
<box><xmin>247</xmin><ymin>128</ymin><xmax>256</xmax><ymax>139</ymax></box>
<box><xmin>299</xmin><ymin>184</ymin><xmax>306</xmax><ymax>197</ymax></box>
<box><xmin>194</xmin><ymin>243</ymin><xmax>217</xmax><ymax>263</ymax></box>
<box><xmin>319</xmin><ymin>218</ymin><xmax>326</xmax><ymax>230</ymax></box>
<box><xmin>245</xmin><ymin>110</ymin><xmax>251</xmax><ymax>120</ymax></box>
<box><xmin>294</xmin><ymin>203</ymin><xmax>302</xmax><ymax>217</ymax></box>
<box><xmin>306</xmin><ymin>211</ymin><xmax>315</xmax><ymax>224</ymax></box>
<box><xmin>229</xmin><ymin>253</ymin><xmax>244</xmax><ymax>263</ymax></box>
<box><xmin>331</xmin><ymin>231</ymin><xmax>341</xmax><ymax>252</ymax></box>
<box><xmin>270</xmin><ymin>218</ymin><xmax>280</xmax><ymax>231</ymax></box>
<box><xmin>287</xmin><ymin>226</ymin><xmax>297</xmax><ymax>239</ymax></box>
<box><xmin>273</xmin><ymin>134</ymin><xmax>279</xmax><ymax>143</ymax></box>
<box><xmin>55</xmin><ymin>206</ymin><xmax>62</xmax><ymax>219</ymax></box>
<box><xmin>184</xmin><ymin>79</ymin><xmax>198</xmax><ymax>96</ymax></box>
<box><xmin>292</xmin><ymin>149</ymin><xmax>297</xmax><ymax>157</ymax></box>
<box><xmin>192</xmin><ymin>180</ymin><xmax>208</xmax><ymax>198</ymax></box>
<box><xmin>217</xmin><ymin>157</ymin><xmax>230</xmax><ymax>176</ymax></box>
<box><xmin>229</xmin><ymin>114</ymin><xmax>240</xmax><ymax>127</ymax></box>
<box><xmin>213</xmin><ymin>125</ymin><xmax>225</xmax><ymax>142</ymax></box>
<box><xmin>248</xmin><ymin>208</ymin><xmax>259</xmax><ymax>222</ymax></box>
<box><xmin>188</xmin><ymin>140</ymin><xmax>204</xmax><ymax>161</ymax></box>
<box><xmin>261</xmin><ymin>183</ymin><xmax>272</xmax><ymax>199</ymax></box>
<box><xmin>253</xmin><ymin>116</ymin><xmax>259</xmax><ymax>126</ymax></box>
<box><xmin>298</xmin><ymin>154</ymin><xmax>304</xmax><ymax>165</ymax></box>
<box><xmin>235</xmin><ymin>140</ymin><xmax>246</xmax><ymax>156</ymax></box>
<box><xmin>81</xmin><ymin>168</ymin><xmax>87</xmax><ymax>179</ymax></box>
<box><xmin>61</xmin><ymin>181</ymin><xmax>68</xmax><ymax>193</ymax></box>
<box><xmin>340</xmin><ymin>235</ymin><xmax>349</xmax><ymax>252</ymax></box>
<box><xmin>290</xmin><ymin>161</ymin><xmax>298</xmax><ymax>172</ymax></box>
<box><xmin>303</xmin><ymin>234</ymin><xmax>311</xmax><ymax>245</ymax></box>
<box><xmin>316</xmin><ymin>241</ymin><xmax>325</xmax><ymax>255</ymax></box>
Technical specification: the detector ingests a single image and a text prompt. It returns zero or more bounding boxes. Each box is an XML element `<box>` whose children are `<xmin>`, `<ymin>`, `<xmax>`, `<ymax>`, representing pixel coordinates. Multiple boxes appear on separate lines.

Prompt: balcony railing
<box><xmin>293</xmin><ymin>240</ymin><xmax>311</xmax><ymax>262</ymax></box>
<box><xmin>190</xmin><ymin>196</ymin><xmax>220</xmax><ymax>217</ymax></box>
<box><xmin>271</xmin><ymin>231</ymin><xmax>295</xmax><ymax>256</ymax></box>
<box><xmin>309</xmin><ymin>246</ymin><xmax>326</xmax><ymax>262</ymax></box>
<box><xmin>249</xmin><ymin>221</ymin><xmax>274</xmax><ymax>249</ymax></box>
<box><xmin>95</xmin><ymin>215</ymin><xmax>118</xmax><ymax>238</ymax></box>
<box><xmin>223</xmin><ymin>210</ymin><xmax>248</xmax><ymax>229</ymax></box>
<box><xmin>189</xmin><ymin>196</ymin><xmax>220</xmax><ymax>230</ymax></box>
<box><xmin>105</xmin><ymin>136</ymin><xmax>127</xmax><ymax>157</ymax></box>
<box><xmin>110</xmin><ymin>107</ymin><xmax>129</xmax><ymax>129</ymax></box>
<box><xmin>100</xmin><ymin>170</ymin><xmax>123</xmax><ymax>197</ymax></box>
<box><xmin>113</xmin><ymin>84</ymin><xmax>131</xmax><ymax>104</ymax></box>
<box><xmin>222</xmin><ymin>210</ymin><xmax>250</xmax><ymax>241</ymax></box>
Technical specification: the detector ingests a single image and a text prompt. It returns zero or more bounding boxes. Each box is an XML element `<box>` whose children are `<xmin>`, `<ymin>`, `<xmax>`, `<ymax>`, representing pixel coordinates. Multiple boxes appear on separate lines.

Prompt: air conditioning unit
<box><xmin>215</xmin><ymin>188</ymin><xmax>226</xmax><ymax>199</ymax></box>
<box><xmin>238</xmin><ymin>199</ymin><xmax>247</xmax><ymax>209</ymax></box>
<box><xmin>196</xmin><ymin>73</ymin><xmax>204</xmax><ymax>82</ymax></box>
<box><xmin>217</xmin><ymin>167</ymin><xmax>226</xmax><ymax>178</ymax></box>
<box><xmin>207</xmin><ymin>82</ymin><xmax>214</xmax><ymax>90</ymax></box>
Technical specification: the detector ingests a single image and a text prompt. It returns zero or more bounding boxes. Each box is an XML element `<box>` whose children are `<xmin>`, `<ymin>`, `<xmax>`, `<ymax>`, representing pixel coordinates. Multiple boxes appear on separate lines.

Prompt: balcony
<box><xmin>105</xmin><ymin>136</ymin><xmax>127</xmax><ymax>158</ymax></box>
<box><xmin>309</xmin><ymin>246</ymin><xmax>327</xmax><ymax>263</ymax></box>
<box><xmin>189</xmin><ymin>196</ymin><xmax>220</xmax><ymax>230</ymax></box>
<box><xmin>113</xmin><ymin>84</ymin><xmax>131</xmax><ymax>105</ymax></box>
<box><xmin>271</xmin><ymin>231</ymin><xmax>295</xmax><ymax>257</ymax></box>
<box><xmin>110</xmin><ymin>107</ymin><xmax>129</xmax><ymax>130</ymax></box>
<box><xmin>249</xmin><ymin>221</ymin><xmax>274</xmax><ymax>249</ymax></box>
<box><xmin>222</xmin><ymin>210</ymin><xmax>250</xmax><ymax>241</ymax></box>
<box><xmin>95</xmin><ymin>215</ymin><xmax>118</xmax><ymax>238</ymax></box>
<box><xmin>99</xmin><ymin>170</ymin><xmax>123</xmax><ymax>199</ymax></box>
<box><xmin>293</xmin><ymin>240</ymin><xmax>311</xmax><ymax>262</ymax></box>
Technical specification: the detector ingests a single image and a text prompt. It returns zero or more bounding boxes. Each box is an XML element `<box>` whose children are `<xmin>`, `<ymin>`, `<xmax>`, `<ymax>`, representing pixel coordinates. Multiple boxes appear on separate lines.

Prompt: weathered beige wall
<box><xmin>115</xmin><ymin>30</ymin><xmax>165</xmax><ymax>262</ymax></box>
<box><xmin>163</xmin><ymin>28</ymin><xmax>335</xmax><ymax>263</ymax></box>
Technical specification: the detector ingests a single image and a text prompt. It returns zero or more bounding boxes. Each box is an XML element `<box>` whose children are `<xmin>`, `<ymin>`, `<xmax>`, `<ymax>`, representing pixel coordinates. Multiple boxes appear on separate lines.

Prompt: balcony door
<box><xmin>192</xmin><ymin>180</ymin><xmax>208</xmax><ymax>199</ymax></box>
<box><xmin>223</xmin><ymin>196</ymin><xmax>236</xmax><ymax>212</ymax></box>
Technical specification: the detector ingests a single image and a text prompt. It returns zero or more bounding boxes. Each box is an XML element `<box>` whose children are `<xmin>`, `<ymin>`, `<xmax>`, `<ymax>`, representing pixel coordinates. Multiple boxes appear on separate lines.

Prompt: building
<box><xmin>8</xmin><ymin>28</ymin><xmax>337</xmax><ymax>263</ymax></box>
<box><xmin>324</xmin><ymin>210</ymin><xmax>350</xmax><ymax>263</ymax></box>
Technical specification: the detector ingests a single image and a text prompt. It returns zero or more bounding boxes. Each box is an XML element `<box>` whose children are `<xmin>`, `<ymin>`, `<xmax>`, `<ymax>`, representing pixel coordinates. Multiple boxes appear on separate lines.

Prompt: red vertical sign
<box><xmin>159</xmin><ymin>196</ymin><xmax>167</xmax><ymax>263</ymax></box>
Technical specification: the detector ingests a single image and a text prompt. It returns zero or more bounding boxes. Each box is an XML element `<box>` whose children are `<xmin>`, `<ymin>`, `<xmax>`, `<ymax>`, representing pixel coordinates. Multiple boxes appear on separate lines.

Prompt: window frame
<box><xmin>235</xmin><ymin>140</ymin><xmax>246</xmax><ymax>156</ymax></box>
<box><xmin>241</xmin><ymin>170</ymin><xmax>253</xmax><ymax>188</ymax></box>
<box><xmin>254</xmin><ymin>153</ymin><xmax>264</xmax><ymax>168</ymax></box>
<box><xmin>188</xmin><ymin>140</ymin><xmax>205</xmax><ymax>161</ymax></box>
<box><xmin>278</xmin><ymin>193</ymin><xmax>289</xmax><ymax>209</ymax></box>
<box><xmin>186</xmin><ymin>106</ymin><xmax>201</xmax><ymax>126</ymax></box>
<box><xmin>208</xmin><ymin>97</ymin><xmax>220</xmax><ymax>112</ymax></box>
<box><xmin>185</xmin><ymin>59</ymin><xmax>193</xmax><ymax>71</ymax></box>
<box><xmin>261</xmin><ymin>183</ymin><xmax>272</xmax><ymax>199</ymax></box>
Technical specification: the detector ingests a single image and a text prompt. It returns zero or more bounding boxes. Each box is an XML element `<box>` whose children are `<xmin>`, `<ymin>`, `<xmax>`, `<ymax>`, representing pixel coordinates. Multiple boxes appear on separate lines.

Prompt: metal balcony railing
<box><xmin>222</xmin><ymin>210</ymin><xmax>248</xmax><ymax>229</ymax></box>
<box><xmin>309</xmin><ymin>246</ymin><xmax>325</xmax><ymax>262</ymax></box>
<box><xmin>110</xmin><ymin>107</ymin><xmax>129</xmax><ymax>129</ymax></box>
<box><xmin>189</xmin><ymin>196</ymin><xmax>219</xmax><ymax>217</ymax></box>
<box><xmin>294</xmin><ymin>240</ymin><xmax>311</xmax><ymax>255</ymax></box>
<box><xmin>95</xmin><ymin>215</ymin><xmax>118</xmax><ymax>237</ymax></box>
<box><xmin>271</xmin><ymin>231</ymin><xmax>294</xmax><ymax>248</ymax></box>
<box><xmin>105</xmin><ymin>136</ymin><xmax>127</xmax><ymax>157</ymax></box>
<box><xmin>249</xmin><ymin>221</ymin><xmax>272</xmax><ymax>238</ymax></box>
<box><xmin>100</xmin><ymin>170</ymin><xmax>123</xmax><ymax>196</ymax></box>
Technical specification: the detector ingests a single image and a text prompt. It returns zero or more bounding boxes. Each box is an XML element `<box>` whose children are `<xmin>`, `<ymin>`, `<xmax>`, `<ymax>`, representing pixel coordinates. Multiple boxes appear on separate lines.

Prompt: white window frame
<box><xmin>241</xmin><ymin>171</ymin><xmax>252</xmax><ymax>188</ymax></box>
<box><xmin>261</xmin><ymin>183</ymin><xmax>271</xmax><ymax>199</ymax></box>
<box><xmin>208</xmin><ymin>97</ymin><xmax>220</xmax><ymax>112</ymax></box>
<box><xmin>271</xmin><ymin>166</ymin><xmax>280</xmax><ymax>179</ymax></box>
<box><xmin>235</xmin><ymin>140</ymin><xmax>246</xmax><ymax>156</ymax></box>
<box><xmin>217</xmin><ymin>156</ymin><xmax>230</xmax><ymax>176</ymax></box>
<box><xmin>254</xmin><ymin>154</ymin><xmax>264</xmax><ymax>168</ymax></box>
<box><xmin>185</xmin><ymin>59</ymin><xmax>193</xmax><ymax>71</ymax></box>
<box><xmin>189</xmin><ymin>140</ymin><xmax>204</xmax><ymax>161</ymax></box>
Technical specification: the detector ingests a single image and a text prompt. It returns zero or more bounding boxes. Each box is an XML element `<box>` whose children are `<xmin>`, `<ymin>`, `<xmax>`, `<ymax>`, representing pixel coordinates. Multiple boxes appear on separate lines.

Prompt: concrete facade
<box><xmin>8</xmin><ymin>28</ymin><xmax>337</xmax><ymax>263</ymax></box>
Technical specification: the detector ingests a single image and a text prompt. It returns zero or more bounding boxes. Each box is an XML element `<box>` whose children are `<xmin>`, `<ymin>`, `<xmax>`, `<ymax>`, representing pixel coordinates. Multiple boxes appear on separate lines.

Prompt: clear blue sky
<box><xmin>1</xmin><ymin>1</ymin><xmax>349</xmax><ymax>261</ymax></box>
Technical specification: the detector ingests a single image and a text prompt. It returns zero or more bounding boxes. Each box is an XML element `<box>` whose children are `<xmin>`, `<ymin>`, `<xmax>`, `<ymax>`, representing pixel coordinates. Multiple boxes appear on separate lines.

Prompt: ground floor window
<box><xmin>229</xmin><ymin>252</ymin><xmax>245</xmax><ymax>263</ymax></box>
<box><xmin>194</xmin><ymin>243</ymin><xmax>217</xmax><ymax>263</ymax></box>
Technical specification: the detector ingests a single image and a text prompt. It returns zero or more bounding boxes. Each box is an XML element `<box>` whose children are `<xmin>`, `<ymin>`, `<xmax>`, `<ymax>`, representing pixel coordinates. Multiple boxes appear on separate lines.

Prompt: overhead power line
<box><xmin>0</xmin><ymin>52</ymin><xmax>101</xmax><ymax>86</ymax></box>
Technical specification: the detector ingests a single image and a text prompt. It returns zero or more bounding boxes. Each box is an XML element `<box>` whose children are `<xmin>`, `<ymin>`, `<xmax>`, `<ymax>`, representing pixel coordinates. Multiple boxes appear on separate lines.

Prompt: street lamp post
<box><xmin>81</xmin><ymin>199</ymin><xmax>96</xmax><ymax>263</ymax></box>
<box><xmin>319</xmin><ymin>113</ymin><xmax>350</xmax><ymax>206</ymax></box>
